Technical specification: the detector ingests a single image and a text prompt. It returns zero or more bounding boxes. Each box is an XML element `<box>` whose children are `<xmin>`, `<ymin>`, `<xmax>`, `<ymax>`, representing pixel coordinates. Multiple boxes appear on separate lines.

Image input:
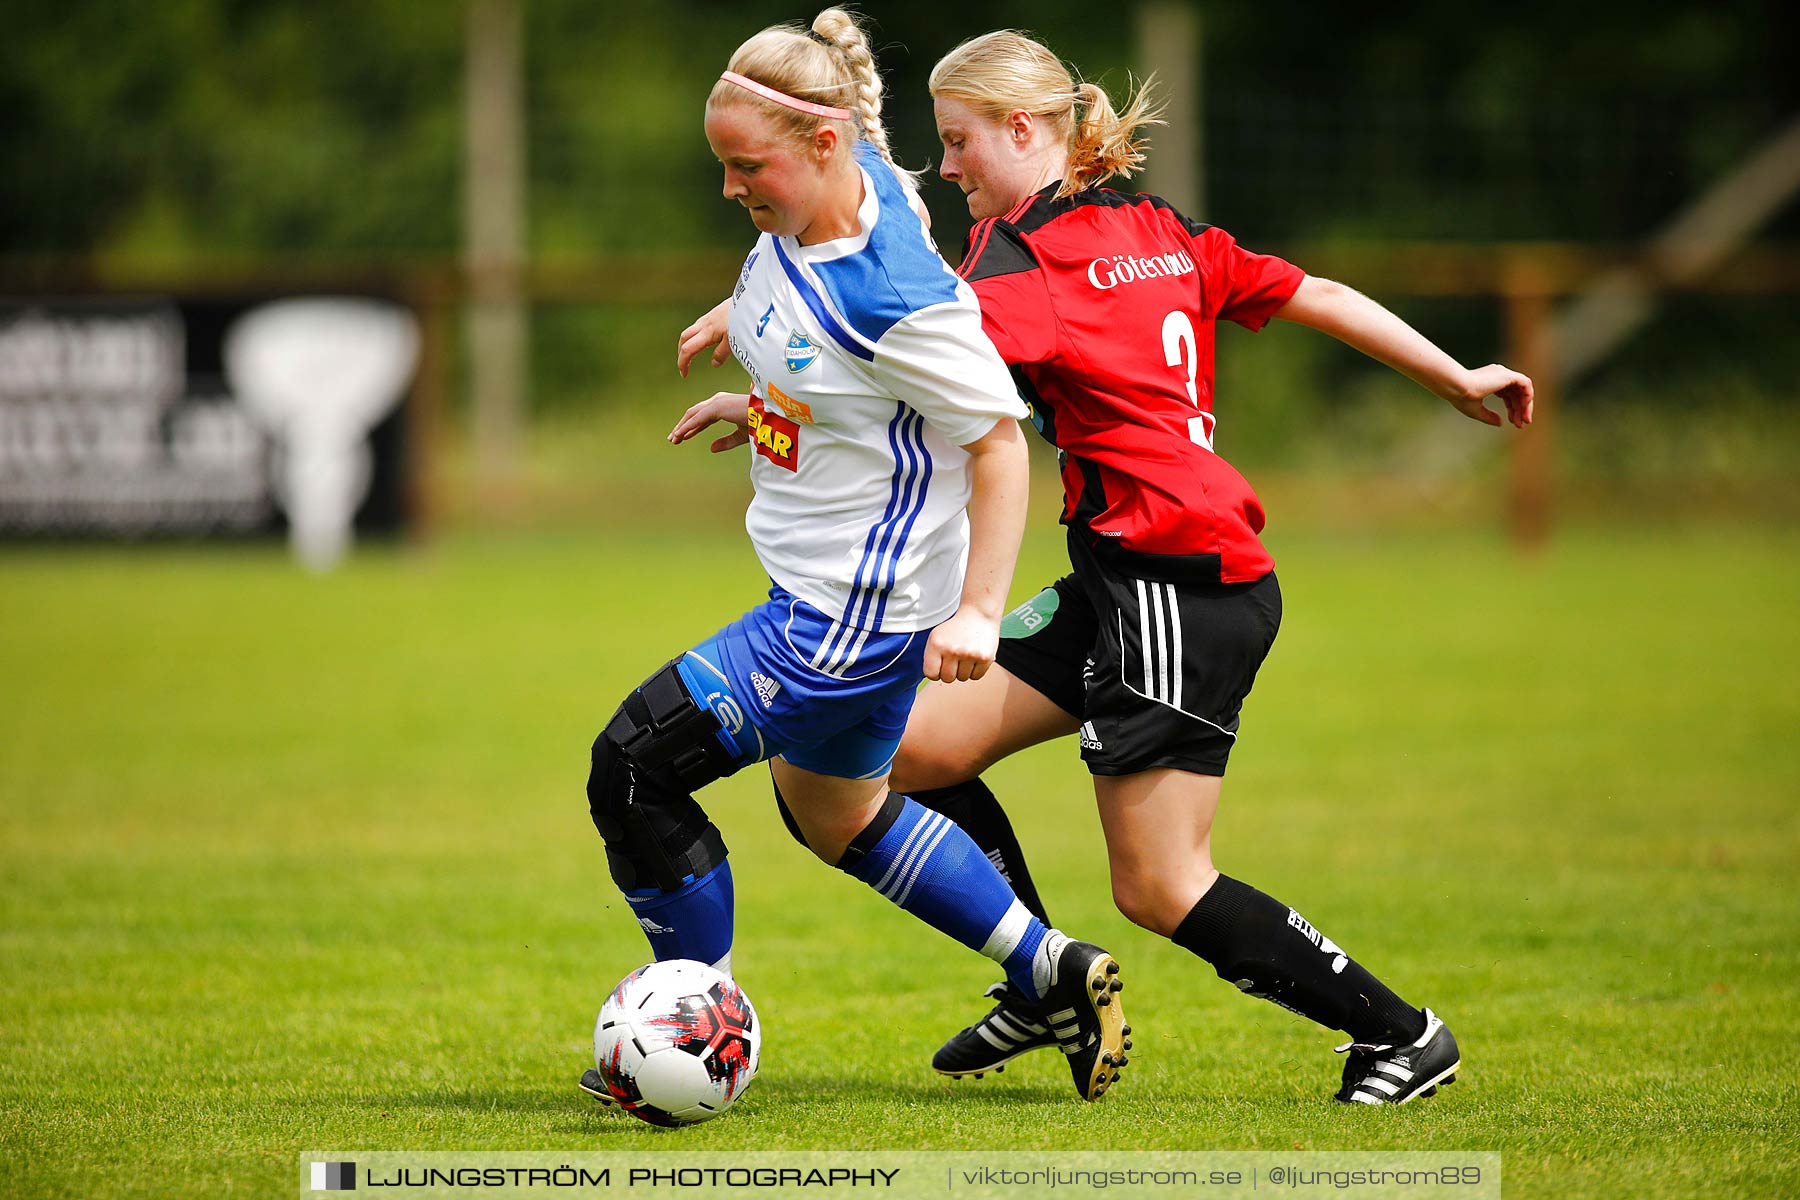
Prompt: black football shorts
<box><xmin>995</xmin><ymin>534</ymin><xmax>1281</xmax><ymax>777</ymax></box>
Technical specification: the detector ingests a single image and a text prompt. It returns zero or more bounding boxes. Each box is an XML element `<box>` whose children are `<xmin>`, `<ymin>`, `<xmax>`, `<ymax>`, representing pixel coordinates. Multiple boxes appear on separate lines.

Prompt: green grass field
<box><xmin>4</xmin><ymin>514</ymin><xmax>1798</xmax><ymax>1198</ymax></box>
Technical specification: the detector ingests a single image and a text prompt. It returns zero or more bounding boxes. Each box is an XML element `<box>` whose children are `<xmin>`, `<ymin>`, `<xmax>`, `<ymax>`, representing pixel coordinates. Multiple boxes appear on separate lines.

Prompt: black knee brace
<box><xmin>587</xmin><ymin>659</ymin><xmax>738</xmax><ymax>892</ymax></box>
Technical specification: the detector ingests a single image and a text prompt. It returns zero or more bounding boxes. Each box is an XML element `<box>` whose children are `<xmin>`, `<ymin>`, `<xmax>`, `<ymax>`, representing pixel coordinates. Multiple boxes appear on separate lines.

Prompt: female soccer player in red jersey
<box><xmin>901</xmin><ymin>31</ymin><xmax>1530</xmax><ymax>1106</ymax></box>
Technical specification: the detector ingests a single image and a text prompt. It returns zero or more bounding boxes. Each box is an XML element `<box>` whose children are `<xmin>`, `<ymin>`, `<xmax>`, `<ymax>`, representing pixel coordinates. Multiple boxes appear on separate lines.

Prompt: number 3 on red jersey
<box><xmin>1162</xmin><ymin>310</ymin><xmax>1215</xmax><ymax>450</ymax></box>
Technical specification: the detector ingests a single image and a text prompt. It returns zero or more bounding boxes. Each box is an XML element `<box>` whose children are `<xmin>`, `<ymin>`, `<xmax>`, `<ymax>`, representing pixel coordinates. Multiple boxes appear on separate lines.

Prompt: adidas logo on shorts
<box><xmin>1079</xmin><ymin>721</ymin><xmax>1104</xmax><ymax>750</ymax></box>
<box><xmin>636</xmin><ymin>916</ymin><xmax>675</xmax><ymax>935</ymax></box>
<box><xmin>750</xmin><ymin>671</ymin><xmax>781</xmax><ymax>709</ymax></box>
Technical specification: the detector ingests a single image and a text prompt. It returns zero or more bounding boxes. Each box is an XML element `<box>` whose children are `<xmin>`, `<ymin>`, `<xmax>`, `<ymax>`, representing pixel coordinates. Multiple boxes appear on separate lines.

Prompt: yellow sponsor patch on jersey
<box><xmin>766</xmin><ymin>383</ymin><xmax>814</xmax><ymax>425</ymax></box>
<box><xmin>748</xmin><ymin>397</ymin><xmax>799</xmax><ymax>471</ymax></box>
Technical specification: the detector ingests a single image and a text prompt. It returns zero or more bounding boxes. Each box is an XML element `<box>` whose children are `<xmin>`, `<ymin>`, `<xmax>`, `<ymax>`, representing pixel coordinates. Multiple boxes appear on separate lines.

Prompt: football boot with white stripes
<box><xmin>931</xmin><ymin>981</ymin><xmax>1058</xmax><ymax>1078</ymax></box>
<box><xmin>1333</xmin><ymin>1009</ymin><xmax>1460</xmax><ymax>1105</ymax></box>
<box><xmin>1039</xmin><ymin>936</ymin><xmax>1130</xmax><ymax>1101</ymax></box>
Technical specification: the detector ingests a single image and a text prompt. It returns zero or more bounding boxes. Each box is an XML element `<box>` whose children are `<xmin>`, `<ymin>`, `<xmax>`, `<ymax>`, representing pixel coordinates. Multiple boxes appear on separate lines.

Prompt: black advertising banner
<box><xmin>0</xmin><ymin>294</ymin><xmax>415</xmax><ymax>562</ymax></box>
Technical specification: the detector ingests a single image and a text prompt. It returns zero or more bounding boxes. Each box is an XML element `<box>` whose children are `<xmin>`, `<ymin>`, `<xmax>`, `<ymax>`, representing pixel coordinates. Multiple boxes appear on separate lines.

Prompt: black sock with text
<box><xmin>1171</xmin><ymin>874</ymin><xmax>1427</xmax><ymax>1044</ymax></box>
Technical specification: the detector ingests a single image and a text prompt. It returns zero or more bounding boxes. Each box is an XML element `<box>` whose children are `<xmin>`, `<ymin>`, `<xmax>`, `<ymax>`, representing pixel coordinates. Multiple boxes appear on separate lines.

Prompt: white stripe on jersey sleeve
<box><xmin>870</xmin><ymin>301</ymin><xmax>1028</xmax><ymax>448</ymax></box>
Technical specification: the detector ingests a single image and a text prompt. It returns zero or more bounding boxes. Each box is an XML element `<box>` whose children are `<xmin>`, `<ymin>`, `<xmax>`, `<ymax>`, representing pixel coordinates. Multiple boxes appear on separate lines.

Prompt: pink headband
<box><xmin>719</xmin><ymin>71</ymin><xmax>851</xmax><ymax>121</ymax></box>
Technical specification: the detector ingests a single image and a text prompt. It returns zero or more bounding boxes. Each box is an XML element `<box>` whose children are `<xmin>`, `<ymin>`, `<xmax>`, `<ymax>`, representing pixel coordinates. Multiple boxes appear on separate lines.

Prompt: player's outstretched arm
<box><xmin>924</xmin><ymin>418</ymin><xmax>1029</xmax><ymax>685</ymax></box>
<box><xmin>677</xmin><ymin>298</ymin><xmax>734</xmax><ymax>378</ymax></box>
<box><xmin>669</xmin><ymin>391</ymin><xmax>753</xmax><ymax>453</ymax></box>
<box><xmin>1275</xmin><ymin>275</ymin><xmax>1534</xmax><ymax>428</ymax></box>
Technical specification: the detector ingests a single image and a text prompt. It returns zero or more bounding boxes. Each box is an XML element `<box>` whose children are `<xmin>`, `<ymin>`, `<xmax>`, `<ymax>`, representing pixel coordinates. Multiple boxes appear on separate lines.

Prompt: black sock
<box><xmin>906</xmin><ymin>779</ymin><xmax>1050</xmax><ymax>925</ymax></box>
<box><xmin>1171</xmin><ymin>874</ymin><xmax>1427</xmax><ymax>1044</ymax></box>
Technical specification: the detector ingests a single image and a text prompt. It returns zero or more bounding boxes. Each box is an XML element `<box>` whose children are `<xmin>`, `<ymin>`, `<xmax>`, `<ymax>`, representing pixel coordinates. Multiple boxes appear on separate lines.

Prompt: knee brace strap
<box><xmin>773</xmin><ymin>775</ymin><xmax>904</xmax><ymax>869</ymax></box>
<box><xmin>835</xmin><ymin>790</ymin><xmax>906</xmax><ymax>872</ymax></box>
<box><xmin>588</xmin><ymin>659</ymin><xmax>738</xmax><ymax>891</ymax></box>
<box><xmin>607</xmin><ymin>658</ymin><xmax>738</xmax><ymax>794</ymax></box>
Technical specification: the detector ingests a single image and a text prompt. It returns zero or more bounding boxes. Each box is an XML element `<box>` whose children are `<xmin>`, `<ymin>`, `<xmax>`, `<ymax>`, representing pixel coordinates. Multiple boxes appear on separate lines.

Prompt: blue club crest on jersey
<box><xmin>785</xmin><ymin>331</ymin><xmax>821</xmax><ymax>373</ymax></box>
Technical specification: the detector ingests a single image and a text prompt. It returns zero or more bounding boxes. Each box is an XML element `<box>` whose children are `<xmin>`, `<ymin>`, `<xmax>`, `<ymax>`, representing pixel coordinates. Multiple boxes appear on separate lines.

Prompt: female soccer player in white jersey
<box><xmin>581</xmin><ymin>10</ymin><xmax>1130</xmax><ymax>1108</ymax></box>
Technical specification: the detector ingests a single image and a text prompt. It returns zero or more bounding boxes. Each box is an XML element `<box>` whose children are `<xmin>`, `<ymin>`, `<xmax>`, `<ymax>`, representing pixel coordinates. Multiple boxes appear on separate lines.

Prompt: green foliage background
<box><xmin>6</xmin><ymin>1</ymin><xmax>1797</xmax><ymax>254</ymax></box>
<box><xmin>3</xmin><ymin>2</ymin><xmax>1797</xmax><ymax>493</ymax></box>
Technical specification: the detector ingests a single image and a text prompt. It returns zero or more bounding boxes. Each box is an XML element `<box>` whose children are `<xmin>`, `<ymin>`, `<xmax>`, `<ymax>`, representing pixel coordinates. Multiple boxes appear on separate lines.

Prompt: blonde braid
<box><xmin>811</xmin><ymin>8</ymin><xmax>895</xmax><ymax>164</ymax></box>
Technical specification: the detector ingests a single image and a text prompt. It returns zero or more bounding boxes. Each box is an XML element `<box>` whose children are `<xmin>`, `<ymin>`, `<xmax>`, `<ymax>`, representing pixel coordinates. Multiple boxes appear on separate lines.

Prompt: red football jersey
<box><xmin>958</xmin><ymin>187</ymin><xmax>1303</xmax><ymax>583</ymax></box>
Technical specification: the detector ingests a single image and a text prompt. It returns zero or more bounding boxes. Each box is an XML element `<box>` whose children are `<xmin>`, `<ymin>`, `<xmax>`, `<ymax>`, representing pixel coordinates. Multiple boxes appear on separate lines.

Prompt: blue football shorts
<box><xmin>674</xmin><ymin>585</ymin><xmax>928</xmax><ymax>780</ymax></box>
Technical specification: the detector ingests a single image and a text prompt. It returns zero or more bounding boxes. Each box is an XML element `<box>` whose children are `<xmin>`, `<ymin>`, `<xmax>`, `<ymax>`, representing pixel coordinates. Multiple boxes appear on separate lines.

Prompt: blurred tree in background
<box><xmin>6</xmin><ymin>0</ymin><xmax>1792</xmax><ymax>254</ymax></box>
<box><xmin>2</xmin><ymin>0</ymin><xmax>1794</xmax><ymax>500</ymax></box>
<box><xmin>0</xmin><ymin>0</ymin><xmax>463</xmax><ymax>254</ymax></box>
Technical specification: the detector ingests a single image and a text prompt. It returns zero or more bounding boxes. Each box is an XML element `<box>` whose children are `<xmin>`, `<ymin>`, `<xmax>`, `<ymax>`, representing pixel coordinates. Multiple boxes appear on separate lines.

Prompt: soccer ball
<box><xmin>591</xmin><ymin>959</ymin><xmax>760</xmax><ymax>1126</ymax></box>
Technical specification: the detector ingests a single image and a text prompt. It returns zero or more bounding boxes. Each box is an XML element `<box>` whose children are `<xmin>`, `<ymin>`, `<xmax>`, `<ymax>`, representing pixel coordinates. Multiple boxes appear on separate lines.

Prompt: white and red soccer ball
<box><xmin>591</xmin><ymin>959</ymin><xmax>761</xmax><ymax>1126</ymax></box>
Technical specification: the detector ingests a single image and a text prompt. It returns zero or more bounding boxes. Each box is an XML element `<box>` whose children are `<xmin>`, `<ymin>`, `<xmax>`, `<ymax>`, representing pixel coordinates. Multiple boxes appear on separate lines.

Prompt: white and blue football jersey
<box><xmin>726</xmin><ymin>141</ymin><xmax>1026</xmax><ymax>634</ymax></box>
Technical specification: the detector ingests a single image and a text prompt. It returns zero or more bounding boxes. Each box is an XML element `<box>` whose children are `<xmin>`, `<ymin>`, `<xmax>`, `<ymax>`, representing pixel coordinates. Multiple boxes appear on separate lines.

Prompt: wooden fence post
<box><xmin>464</xmin><ymin>0</ymin><xmax>528</xmax><ymax>511</ymax></box>
<box><xmin>1503</xmin><ymin>257</ymin><xmax>1555</xmax><ymax>551</ymax></box>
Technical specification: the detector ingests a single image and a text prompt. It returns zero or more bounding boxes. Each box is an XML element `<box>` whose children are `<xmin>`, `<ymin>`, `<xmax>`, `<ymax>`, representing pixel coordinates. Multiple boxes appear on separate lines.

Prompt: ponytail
<box><xmin>1062</xmin><ymin>76</ymin><xmax>1162</xmax><ymax>197</ymax></box>
<box><xmin>930</xmin><ymin>31</ymin><xmax>1165</xmax><ymax>198</ymax></box>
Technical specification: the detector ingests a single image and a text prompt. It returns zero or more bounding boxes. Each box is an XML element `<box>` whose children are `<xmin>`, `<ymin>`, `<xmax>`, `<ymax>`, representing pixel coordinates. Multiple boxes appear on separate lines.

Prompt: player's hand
<box><xmin>922</xmin><ymin>608</ymin><xmax>1000</xmax><ymax>684</ymax></box>
<box><xmin>677</xmin><ymin>299</ymin><xmax>733</xmax><ymax>378</ymax></box>
<box><xmin>669</xmin><ymin>392</ymin><xmax>753</xmax><ymax>453</ymax></box>
<box><xmin>1447</xmin><ymin>364</ymin><xmax>1534</xmax><ymax>428</ymax></box>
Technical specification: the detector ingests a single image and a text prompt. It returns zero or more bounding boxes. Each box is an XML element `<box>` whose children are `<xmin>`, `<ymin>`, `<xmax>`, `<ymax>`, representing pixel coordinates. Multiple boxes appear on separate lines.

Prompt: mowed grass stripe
<box><xmin>2</xmin><ymin>523</ymin><xmax>1796</xmax><ymax>1198</ymax></box>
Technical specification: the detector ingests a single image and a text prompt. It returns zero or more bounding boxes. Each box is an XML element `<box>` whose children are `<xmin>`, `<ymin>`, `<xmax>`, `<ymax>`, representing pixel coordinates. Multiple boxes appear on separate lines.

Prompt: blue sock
<box><xmin>840</xmin><ymin>796</ymin><xmax>1049</xmax><ymax>999</ymax></box>
<box><xmin>624</xmin><ymin>860</ymin><xmax>734</xmax><ymax>971</ymax></box>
